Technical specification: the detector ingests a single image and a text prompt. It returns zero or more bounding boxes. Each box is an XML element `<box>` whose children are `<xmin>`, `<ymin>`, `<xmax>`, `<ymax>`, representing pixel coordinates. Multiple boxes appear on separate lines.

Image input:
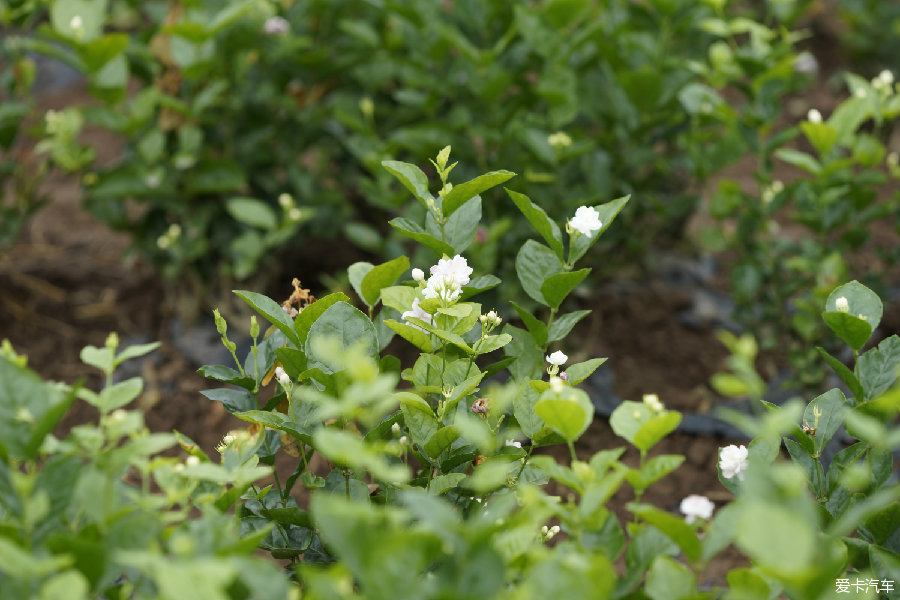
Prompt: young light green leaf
<box><xmin>98</xmin><ymin>377</ymin><xmax>143</xmax><ymax>413</ymax></box>
<box><xmin>645</xmin><ymin>555</ymin><xmax>695</xmax><ymax>600</ymax></box>
<box><xmin>564</xmin><ymin>358</ymin><xmax>607</xmax><ymax>385</ymax></box>
<box><xmin>442</xmin><ymin>170</ymin><xmax>516</xmax><ymax>216</ymax></box>
<box><xmin>226</xmin><ymin>197</ymin><xmax>278</xmax><ymax>230</ymax></box>
<box><xmin>534</xmin><ymin>389</ymin><xmax>594</xmax><ymax>442</ymax></box>
<box><xmin>381</xmin><ymin>160</ymin><xmax>433</xmax><ymax>208</ymax></box>
<box><xmin>627</xmin><ymin>503</ymin><xmax>701</xmax><ymax>562</ymax></box>
<box><xmin>114</xmin><ymin>342</ymin><xmax>161</xmax><ymax>367</ymax></box>
<box><xmin>506</xmin><ymin>188</ymin><xmax>564</xmax><ymax>260</ymax></box>
<box><xmin>347</xmin><ymin>262</ymin><xmax>374</xmax><ymax>305</ymax></box>
<box><xmin>475</xmin><ymin>334</ymin><xmax>513</xmax><ymax>355</ymax></box>
<box><xmin>823</xmin><ymin>312</ymin><xmax>873</xmax><ymax>351</ymax></box>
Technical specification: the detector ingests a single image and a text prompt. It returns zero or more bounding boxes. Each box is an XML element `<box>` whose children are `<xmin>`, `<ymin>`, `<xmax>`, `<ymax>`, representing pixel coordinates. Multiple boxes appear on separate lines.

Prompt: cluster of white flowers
<box><xmin>761</xmin><ymin>180</ymin><xmax>784</xmax><ymax>205</ymax></box>
<box><xmin>680</xmin><ymin>494</ymin><xmax>715</xmax><ymax>524</ymax></box>
<box><xmin>541</xmin><ymin>525</ymin><xmax>561</xmax><ymax>541</ymax></box>
<box><xmin>643</xmin><ymin>393</ymin><xmax>664</xmax><ymax>413</ymax></box>
<box><xmin>719</xmin><ymin>444</ymin><xmax>749</xmax><ymax>481</ymax></box>
<box><xmin>872</xmin><ymin>70</ymin><xmax>894</xmax><ymax>92</ymax></box>
<box><xmin>422</xmin><ymin>255</ymin><xmax>473</xmax><ymax>302</ymax></box>
<box><xmin>569</xmin><ymin>206</ymin><xmax>602</xmax><ymax>237</ymax></box>
<box><xmin>157</xmin><ymin>223</ymin><xmax>182</xmax><ymax>250</ymax></box>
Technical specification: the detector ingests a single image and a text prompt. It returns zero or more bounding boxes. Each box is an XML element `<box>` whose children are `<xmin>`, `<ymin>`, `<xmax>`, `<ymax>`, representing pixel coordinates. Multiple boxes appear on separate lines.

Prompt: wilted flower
<box><xmin>401</xmin><ymin>297</ymin><xmax>433</xmax><ymax>332</ymax></box>
<box><xmin>680</xmin><ymin>494</ymin><xmax>715</xmax><ymax>524</ymax></box>
<box><xmin>719</xmin><ymin>444</ymin><xmax>749</xmax><ymax>481</ymax></box>
<box><xmin>568</xmin><ymin>206</ymin><xmax>602</xmax><ymax>237</ymax></box>
<box><xmin>546</xmin><ymin>351</ymin><xmax>568</xmax><ymax>366</ymax></box>
<box><xmin>807</xmin><ymin>108</ymin><xmax>823</xmax><ymax>124</ymax></box>
<box><xmin>263</xmin><ymin>16</ymin><xmax>290</xmax><ymax>35</ymax></box>
<box><xmin>835</xmin><ymin>296</ymin><xmax>849</xmax><ymax>313</ymax></box>
<box><xmin>471</xmin><ymin>397</ymin><xmax>489</xmax><ymax>414</ymax></box>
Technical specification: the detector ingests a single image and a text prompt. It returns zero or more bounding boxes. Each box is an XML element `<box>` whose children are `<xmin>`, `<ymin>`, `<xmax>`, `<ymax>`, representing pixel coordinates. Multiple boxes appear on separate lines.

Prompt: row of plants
<box><xmin>4</xmin><ymin>155</ymin><xmax>900</xmax><ymax>598</ymax></box>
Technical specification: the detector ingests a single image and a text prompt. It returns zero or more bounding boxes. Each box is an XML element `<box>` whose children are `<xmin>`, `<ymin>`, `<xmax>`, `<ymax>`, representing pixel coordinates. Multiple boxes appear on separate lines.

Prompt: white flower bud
<box><xmin>835</xmin><ymin>296</ymin><xmax>849</xmax><ymax>313</ymax></box>
<box><xmin>643</xmin><ymin>393</ymin><xmax>664</xmax><ymax>412</ymax></box>
<box><xmin>391</xmin><ymin>423</ymin><xmax>401</xmax><ymax>436</ymax></box>
<box><xmin>275</xmin><ymin>366</ymin><xmax>291</xmax><ymax>386</ymax></box>
<box><xmin>549</xmin><ymin>376</ymin><xmax>565</xmax><ymax>394</ymax></box>
<box><xmin>546</xmin><ymin>350</ymin><xmax>568</xmax><ymax>366</ymax></box>
<box><xmin>680</xmin><ymin>494</ymin><xmax>715</xmax><ymax>524</ymax></box>
<box><xmin>505</xmin><ymin>439</ymin><xmax>522</xmax><ymax>449</ymax></box>
<box><xmin>807</xmin><ymin>108</ymin><xmax>822</xmax><ymax>124</ymax></box>
<box><xmin>278</xmin><ymin>193</ymin><xmax>293</xmax><ymax>208</ymax></box>
<box><xmin>880</xmin><ymin>70</ymin><xmax>894</xmax><ymax>86</ymax></box>
<box><xmin>412</xmin><ymin>268</ymin><xmax>425</xmax><ymax>282</ymax></box>
<box><xmin>185</xmin><ymin>455</ymin><xmax>200</xmax><ymax>467</ymax></box>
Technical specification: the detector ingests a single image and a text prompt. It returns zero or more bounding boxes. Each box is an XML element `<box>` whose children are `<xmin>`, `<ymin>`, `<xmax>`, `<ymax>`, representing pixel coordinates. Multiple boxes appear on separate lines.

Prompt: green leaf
<box><xmin>516</xmin><ymin>240</ymin><xmax>564</xmax><ymax>306</ymax></box>
<box><xmin>348</xmin><ymin>262</ymin><xmax>374</xmax><ymax>305</ymax></box>
<box><xmin>725</xmin><ymin>568</ymin><xmax>771</xmax><ymax>599</ymax></box>
<box><xmin>423</xmin><ymin>426</ymin><xmax>459</xmax><ymax>458</ymax></box>
<box><xmin>805</xmin><ymin>389</ymin><xmax>847</xmax><ymax>455</ymax></box>
<box><xmin>442</xmin><ymin>170</ymin><xmax>515</xmax><ymax>216</ymax></box>
<box><xmin>702</xmin><ymin>503</ymin><xmax>739</xmax><ymax>562</ymax></box>
<box><xmin>444</xmin><ymin>372</ymin><xmax>484</xmax><ymax>415</ymax></box>
<box><xmin>475</xmin><ymin>333</ymin><xmax>512</xmax><ymax>355</ymax></box>
<box><xmin>735</xmin><ymin>501</ymin><xmax>816</xmax><ymax>576</ymax></box>
<box><xmin>294</xmin><ymin>293</ymin><xmax>352</xmax><ymax>347</ymax></box>
<box><xmin>361</xmin><ymin>257</ymin><xmax>410</xmax><ymax>308</ymax></box>
<box><xmin>427</xmin><ymin>473</ymin><xmax>466</xmax><ymax>495</ymax></box>
<box><xmin>384</xmin><ymin>319</ymin><xmax>434</xmax><ymax>352</ymax></box>
<box><xmin>0</xmin><ymin>359</ymin><xmax>74</xmax><ymax>460</ymax></box>
<box><xmin>564</xmin><ymin>358</ymin><xmax>607</xmax><ymax>385</ymax></box>
<box><xmin>79</xmin><ymin>33</ymin><xmax>129</xmax><ymax>72</ymax></box>
<box><xmin>460</xmin><ymin>275</ymin><xmax>501</xmax><ymax>300</ymax></box>
<box><xmin>226</xmin><ymin>197</ymin><xmax>278</xmax><ymax>230</ymax></box>
<box><xmin>646</xmin><ymin>555</ymin><xmax>696</xmax><ymax>600</ymax></box>
<box><xmin>381</xmin><ymin>285</ymin><xmax>419</xmax><ymax>315</ymax></box>
<box><xmin>440</xmin><ymin>196</ymin><xmax>481</xmax><ymax>254</ymax></box>
<box><xmin>97</xmin><ymin>377</ymin><xmax>142</xmax><ymax>413</ymax></box>
<box><xmin>626</xmin><ymin>454</ymin><xmax>684</xmax><ymax>491</ymax></box>
<box><xmin>540</xmin><ymin>268</ymin><xmax>591</xmax><ymax>309</ymax></box>
<box><xmin>823</xmin><ymin>312</ymin><xmax>873</xmax><ymax>351</ymax></box>
<box><xmin>275</xmin><ymin>347</ymin><xmax>307</xmax><ymax>378</ymax></box>
<box><xmin>610</xmin><ymin>401</ymin><xmax>681</xmax><ymax>453</ymax></box>
<box><xmin>775</xmin><ymin>148</ymin><xmax>822</xmax><ymax>175</ymax></box>
<box><xmin>568</xmin><ymin>196</ymin><xmax>630</xmax><ymax>264</ymax></box>
<box><xmin>389</xmin><ymin>217</ymin><xmax>454</xmax><ymax>257</ymax></box>
<box><xmin>381</xmin><ymin>161</ymin><xmax>433</xmax><ymax>208</ymax></box>
<box><xmin>114</xmin><ymin>341</ymin><xmax>161</xmax><ymax>367</ymax></box>
<box><xmin>816</xmin><ymin>347</ymin><xmax>864</xmax><ymax>401</ymax></box>
<box><xmin>51</xmin><ymin>0</ymin><xmax>107</xmax><ymax>42</ymax></box>
<box><xmin>313</xmin><ymin>429</ymin><xmax>409</xmax><ymax>484</ymax></box>
<box><xmin>234</xmin><ymin>290</ymin><xmax>301</xmax><ymax>347</ymax></box>
<box><xmin>827</xmin><ymin>281</ymin><xmax>883</xmax><ymax>328</ymax></box>
<box><xmin>200</xmin><ymin>388</ymin><xmax>256</xmax><ymax>414</ymax></box>
<box><xmin>80</xmin><ymin>344</ymin><xmax>113</xmax><ymax>374</ymax></box>
<box><xmin>856</xmin><ymin>335</ymin><xmax>900</xmax><ymax>402</ymax></box>
<box><xmin>406</xmin><ymin>318</ymin><xmax>474</xmax><ymax>355</ymax></box>
<box><xmin>513</xmin><ymin>384</ymin><xmax>543</xmax><ymax>438</ymax></box>
<box><xmin>628</xmin><ymin>503</ymin><xmax>701</xmax><ymax>562</ymax></box>
<box><xmin>510</xmin><ymin>301</ymin><xmax>547</xmax><ymax>346</ymax></box>
<box><xmin>306</xmin><ymin>303</ymin><xmax>379</xmax><ymax>374</ymax></box>
<box><xmin>506</xmin><ymin>188</ymin><xmax>564</xmax><ymax>260</ymax></box>
<box><xmin>534</xmin><ymin>389</ymin><xmax>594</xmax><ymax>442</ymax></box>
<box><xmin>547</xmin><ymin>310</ymin><xmax>591</xmax><ymax>342</ymax></box>
<box><xmin>399</xmin><ymin>393</ymin><xmax>439</xmax><ymax>448</ymax></box>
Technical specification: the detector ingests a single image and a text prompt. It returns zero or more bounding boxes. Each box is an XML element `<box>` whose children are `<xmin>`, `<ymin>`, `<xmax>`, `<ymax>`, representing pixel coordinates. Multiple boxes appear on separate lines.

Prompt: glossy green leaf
<box><xmin>293</xmin><ymin>292</ymin><xmax>351</xmax><ymax>349</ymax></box>
<box><xmin>384</xmin><ymin>319</ymin><xmax>434</xmax><ymax>352</ymax></box>
<box><xmin>515</xmin><ymin>240</ymin><xmax>563</xmax><ymax>305</ymax></box>
<box><xmin>646</xmin><ymin>555</ymin><xmax>695</xmax><ymax>600</ymax></box>
<box><xmin>442</xmin><ymin>170</ymin><xmax>515</xmax><ymax>216</ymax></box>
<box><xmin>234</xmin><ymin>290</ymin><xmax>301</xmax><ymax>347</ymax></box>
<box><xmin>856</xmin><ymin>335</ymin><xmax>900</xmax><ymax>402</ymax></box>
<box><xmin>506</xmin><ymin>188</ymin><xmax>563</xmax><ymax>259</ymax></box>
<box><xmin>564</xmin><ymin>357</ymin><xmax>607</xmax><ymax>385</ymax></box>
<box><xmin>628</xmin><ymin>503</ymin><xmax>701</xmax><ymax>561</ymax></box>
<box><xmin>399</xmin><ymin>393</ymin><xmax>439</xmax><ymax>448</ymax></box>
<box><xmin>306</xmin><ymin>303</ymin><xmax>379</xmax><ymax>373</ymax></box>
<box><xmin>547</xmin><ymin>310</ymin><xmax>591</xmax><ymax>342</ymax></box>
<box><xmin>381</xmin><ymin>160</ymin><xmax>433</xmax><ymax>208</ymax></box>
<box><xmin>360</xmin><ymin>257</ymin><xmax>410</xmax><ymax>307</ymax></box>
<box><xmin>389</xmin><ymin>217</ymin><xmax>454</xmax><ymax>257</ymax></box>
<box><xmin>534</xmin><ymin>388</ymin><xmax>594</xmax><ymax>442</ymax></box>
<box><xmin>816</xmin><ymin>347</ymin><xmax>864</xmax><ymax>401</ymax></box>
<box><xmin>540</xmin><ymin>268</ymin><xmax>591</xmax><ymax>309</ymax></box>
<box><xmin>510</xmin><ymin>301</ymin><xmax>547</xmax><ymax>346</ymax></box>
<box><xmin>226</xmin><ymin>197</ymin><xmax>278</xmax><ymax>230</ymax></box>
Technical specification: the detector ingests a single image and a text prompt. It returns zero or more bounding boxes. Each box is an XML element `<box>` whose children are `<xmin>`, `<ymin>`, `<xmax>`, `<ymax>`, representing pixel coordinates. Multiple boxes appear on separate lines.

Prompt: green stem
<box><xmin>567</xmin><ymin>440</ymin><xmax>577</xmax><ymax>465</ymax></box>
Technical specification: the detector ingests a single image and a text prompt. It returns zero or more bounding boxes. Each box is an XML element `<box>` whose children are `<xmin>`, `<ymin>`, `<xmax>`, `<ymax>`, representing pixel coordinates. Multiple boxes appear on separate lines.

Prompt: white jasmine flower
<box><xmin>411</xmin><ymin>268</ymin><xmax>425</xmax><ymax>282</ymax></box>
<box><xmin>569</xmin><ymin>206</ymin><xmax>602</xmax><ymax>236</ymax></box>
<box><xmin>546</xmin><ymin>351</ymin><xmax>568</xmax><ymax>366</ymax></box>
<box><xmin>792</xmin><ymin>51</ymin><xmax>819</xmax><ymax>75</ymax></box>
<box><xmin>807</xmin><ymin>108</ymin><xmax>822</xmax><ymax>124</ymax></box>
<box><xmin>391</xmin><ymin>423</ymin><xmax>401</xmax><ymax>436</ymax></box>
<box><xmin>643</xmin><ymin>393</ymin><xmax>664</xmax><ymax>412</ymax></box>
<box><xmin>185</xmin><ymin>455</ymin><xmax>200</xmax><ymax>467</ymax></box>
<box><xmin>275</xmin><ymin>366</ymin><xmax>291</xmax><ymax>386</ymax></box>
<box><xmin>680</xmin><ymin>494</ymin><xmax>715</xmax><ymax>524</ymax></box>
<box><xmin>505</xmin><ymin>439</ymin><xmax>522</xmax><ymax>449</ymax></box>
<box><xmin>879</xmin><ymin>70</ymin><xmax>894</xmax><ymax>86</ymax></box>
<box><xmin>423</xmin><ymin>255</ymin><xmax>472</xmax><ymax>303</ymax></box>
<box><xmin>835</xmin><ymin>296</ymin><xmax>849</xmax><ymax>313</ymax></box>
<box><xmin>401</xmin><ymin>297</ymin><xmax>433</xmax><ymax>332</ymax></box>
<box><xmin>263</xmin><ymin>16</ymin><xmax>290</xmax><ymax>35</ymax></box>
<box><xmin>719</xmin><ymin>444</ymin><xmax>749</xmax><ymax>481</ymax></box>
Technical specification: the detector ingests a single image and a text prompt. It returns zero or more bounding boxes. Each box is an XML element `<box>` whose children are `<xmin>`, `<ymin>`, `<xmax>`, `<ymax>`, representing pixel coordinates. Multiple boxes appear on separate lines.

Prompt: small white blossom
<box><xmin>69</xmin><ymin>15</ymin><xmax>83</xmax><ymax>32</ymax></box>
<box><xmin>793</xmin><ymin>51</ymin><xmax>819</xmax><ymax>75</ymax></box>
<box><xmin>680</xmin><ymin>494</ymin><xmax>715</xmax><ymax>524</ymax></box>
<box><xmin>835</xmin><ymin>296</ymin><xmax>849</xmax><ymax>313</ymax></box>
<box><xmin>546</xmin><ymin>351</ymin><xmax>568</xmax><ymax>366</ymax></box>
<box><xmin>411</xmin><ymin>268</ymin><xmax>425</xmax><ymax>282</ymax></box>
<box><xmin>569</xmin><ymin>205</ymin><xmax>602</xmax><ymax>236</ymax></box>
<box><xmin>879</xmin><ymin>70</ymin><xmax>894</xmax><ymax>86</ymax></box>
<box><xmin>505</xmin><ymin>439</ymin><xmax>522</xmax><ymax>449</ymax></box>
<box><xmin>643</xmin><ymin>393</ymin><xmax>664</xmax><ymax>412</ymax></box>
<box><xmin>807</xmin><ymin>108</ymin><xmax>823</xmax><ymax>124</ymax></box>
<box><xmin>719</xmin><ymin>444</ymin><xmax>749</xmax><ymax>481</ymax></box>
<box><xmin>263</xmin><ymin>16</ymin><xmax>290</xmax><ymax>35</ymax></box>
<box><xmin>401</xmin><ymin>297</ymin><xmax>433</xmax><ymax>332</ymax></box>
<box><xmin>391</xmin><ymin>423</ymin><xmax>401</xmax><ymax>436</ymax></box>
<box><xmin>275</xmin><ymin>366</ymin><xmax>291</xmax><ymax>387</ymax></box>
<box><xmin>185</xmin><ymin>455</ymin><xmax>200</xmax><ymax>467</ymax></box>
<box><xmin>854</xmin><ymin>88</ymin><xmax>868</xmax><ymax>98</ymax></box>
<box><xmin>423</xmin><ymin>255</ymin><xmax>472</xmax><ymax>302</ymax></box>
<box><xmin>278</xmin><ymin>193</ymin><xmax>293</xmax><ymax>208</ymax></box>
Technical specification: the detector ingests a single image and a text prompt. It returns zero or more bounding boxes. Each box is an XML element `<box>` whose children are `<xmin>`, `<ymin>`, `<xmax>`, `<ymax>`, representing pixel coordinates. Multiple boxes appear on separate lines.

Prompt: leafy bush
<box><xmin>5</xmin><ymin>0</ymin><xmax>802</xmax><ymax>290</ymax></box>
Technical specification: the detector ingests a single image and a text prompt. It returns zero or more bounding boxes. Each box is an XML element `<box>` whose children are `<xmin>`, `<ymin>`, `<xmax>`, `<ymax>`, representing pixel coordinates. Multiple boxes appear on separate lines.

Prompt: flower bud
<box><xmin>250</xmin><ymin>315</ymin><xmax>259</xmax><ymax>339</ymax></box>
<box><xmin>835</xmin><ymin>296</ymin><xmax>849</xmax><ymax>313</ymax></box>
<box><xmin>213</xmin><ymin>309</ymin><xmax>227</xmax><ymax>336</ymax></box>
<box><xmin>391</xmin><ymin>423</ymin><xmax>401</xmax><ymax>436</ymax></box>
<box><xmin>278</xmin><ymin>193</ymin><xmax>293</xmax><ymax>208</ymax></box>
<box><xmin>185</xmin><ymin>455</ymin><xmax>200</xmax><ymax>467</ymax></box>
<box><xmin>549</xmin><ymin>376</ymin><xmax>565</xmax><ymax>394</ymax></box>
<box><xmin>412</xmin><ymin>268</ymin><xmax>425</xmax><ymax>282</ymax></box>
<box><xmin>807</xmin><ymin>108</ymin><xmax>822</xmax><ymax>124</ymax></box>
<box><xmin>275</xmin><ymin>366</ymin><xmax>291</xmax><ymax>387</ymax></box>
